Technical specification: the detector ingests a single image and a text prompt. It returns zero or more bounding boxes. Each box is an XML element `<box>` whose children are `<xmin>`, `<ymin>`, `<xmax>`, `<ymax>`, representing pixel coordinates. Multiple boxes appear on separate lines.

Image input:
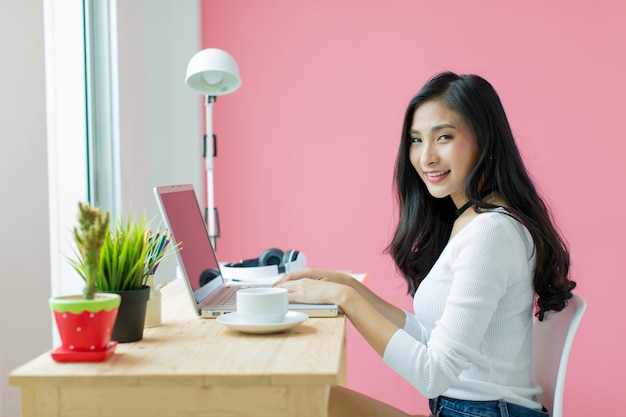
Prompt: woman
<box><xmin>277</xmin><ymin>72</ymin><xmax>576</xmax><ymax>417</ymax></box>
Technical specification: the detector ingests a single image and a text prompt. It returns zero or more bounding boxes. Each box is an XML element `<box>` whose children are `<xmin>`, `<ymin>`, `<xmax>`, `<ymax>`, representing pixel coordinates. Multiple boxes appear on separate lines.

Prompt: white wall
<box><xmin>116</xmin><ymin>0</ymin><xmax>202</xmax><ymax>284</ymax></box>
<box><xmin>0</xmin><ymin>1</ymin><xmax>52</xmax><ymax>416</ymax></box>
<box><xmin>0</xmin><ymin>1</ymin><xmax>201</xmax><ymax>415</ymax></box>
<box><xmin>116</xmin><ymin>0</ymin><xmax>203</xmax><ymax>217</ymax></box>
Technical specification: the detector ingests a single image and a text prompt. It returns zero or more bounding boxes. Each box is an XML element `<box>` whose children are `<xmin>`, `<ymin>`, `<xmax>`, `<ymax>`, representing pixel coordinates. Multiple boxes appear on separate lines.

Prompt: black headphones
<box><xmin>221</xmin><ymin>248</ymin><xmax>307</xmax><ymax>279</ymax></box>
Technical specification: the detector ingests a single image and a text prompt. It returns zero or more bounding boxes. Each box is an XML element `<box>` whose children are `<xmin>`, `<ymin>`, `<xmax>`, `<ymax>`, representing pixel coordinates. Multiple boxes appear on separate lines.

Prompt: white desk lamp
<box><xmin>185</xmin><ymin>48</ymin><xmax>241</xmax><ymax>248</ymax></box>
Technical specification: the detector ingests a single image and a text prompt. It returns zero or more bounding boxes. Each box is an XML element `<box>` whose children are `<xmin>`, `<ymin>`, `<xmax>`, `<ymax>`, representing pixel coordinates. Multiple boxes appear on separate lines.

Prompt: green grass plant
<box><xmin>70</xmin><ymin>210</ymin><xmax>171</xmax><ymax>294</ymax></box>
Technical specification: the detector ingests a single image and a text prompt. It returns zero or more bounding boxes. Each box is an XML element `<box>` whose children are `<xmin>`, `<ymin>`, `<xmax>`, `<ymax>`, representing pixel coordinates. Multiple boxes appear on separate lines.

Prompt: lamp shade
<box><xmin>185</xmin><ymin>48</ymin><xmax>241</xmax><ymax>96</ymax></box>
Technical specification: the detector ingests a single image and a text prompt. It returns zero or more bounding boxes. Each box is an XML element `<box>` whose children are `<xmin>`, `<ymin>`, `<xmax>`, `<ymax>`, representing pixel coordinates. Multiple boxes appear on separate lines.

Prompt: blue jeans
<box><xmin>429</xmin><ymin>396</ymin><xmax>550</xmax><ymax>417</ymax></box>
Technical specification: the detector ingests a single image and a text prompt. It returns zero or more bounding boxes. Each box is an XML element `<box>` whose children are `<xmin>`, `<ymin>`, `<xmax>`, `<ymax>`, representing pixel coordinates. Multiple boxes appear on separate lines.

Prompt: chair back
<box><xmin>531</xmin><ymin>293</ymin><xmax>586</xmax><ymax>417</ymax></box>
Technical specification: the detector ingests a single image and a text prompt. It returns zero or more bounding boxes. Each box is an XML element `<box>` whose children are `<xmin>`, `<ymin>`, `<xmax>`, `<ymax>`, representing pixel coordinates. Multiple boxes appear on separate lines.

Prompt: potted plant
<box><xmin>71</xmin><ymin>211</ymin><xmax>172</xmax><ymax>343</ymax></box>
<box><xmin>49</xmin><ymin>202</ymin><xmax>122</xmax><ymax>362</ymax></box>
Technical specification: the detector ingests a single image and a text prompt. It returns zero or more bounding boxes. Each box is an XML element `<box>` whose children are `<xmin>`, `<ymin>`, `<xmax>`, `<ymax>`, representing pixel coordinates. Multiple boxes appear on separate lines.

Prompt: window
<box><xmin>44</xmin><ymin>0</ymin><xmax>90</xmax><ymax>298</ymax></box>
<box><xmin>46</xmin><ymin>0</ymin><xmax>202</xmax><ymax>303</ymax></box>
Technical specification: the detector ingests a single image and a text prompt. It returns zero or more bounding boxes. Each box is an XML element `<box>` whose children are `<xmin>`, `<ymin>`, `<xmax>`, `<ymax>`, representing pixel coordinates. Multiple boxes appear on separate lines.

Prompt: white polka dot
<box><xmin>76</xmin><ymin>327</ymin><xmax>82</xmax><ymax>332</ymax></box>
<box><xmin>69</xmin><ymin>345</ymin><xmax>74</xmax><ymax>350</ymax></box>
<box><xmin>62</xmin><ymin>313</ymin><xmax>67</xmax><ymax>318</ymax></box>
<box><xmin>90</xmin><ymin>345</ymin><xmax>95</xmax><ymax>350</ymax></box>
<box><xmin>89</xmin><ymin>313</ymin><xmax>95</xmax><ymax>318</ymax></box>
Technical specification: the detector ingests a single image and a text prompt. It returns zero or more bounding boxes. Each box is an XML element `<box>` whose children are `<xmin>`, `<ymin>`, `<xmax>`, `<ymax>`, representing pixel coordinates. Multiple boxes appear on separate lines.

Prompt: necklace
<box><xmin>455</xmin><ymin>189</ymin><xmax>496</xmax><ymax>217</ymax></box>
<box><xmin>455</xmin><ymin>201</ymin><xmax>473</xmax><ymax>217</ymax></box>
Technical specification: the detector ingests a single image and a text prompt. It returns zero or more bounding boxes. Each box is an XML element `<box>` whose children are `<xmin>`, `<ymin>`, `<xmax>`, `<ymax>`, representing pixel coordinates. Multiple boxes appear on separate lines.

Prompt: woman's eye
<box><xmin>438</xmin><ymin>134</ymin><xmax>453</xmax><ymax>141</ymax></box>
<box><xmin>409</xmin><ymin>137</ymin><xmax>422</xmax><ymax>143</ymax></box>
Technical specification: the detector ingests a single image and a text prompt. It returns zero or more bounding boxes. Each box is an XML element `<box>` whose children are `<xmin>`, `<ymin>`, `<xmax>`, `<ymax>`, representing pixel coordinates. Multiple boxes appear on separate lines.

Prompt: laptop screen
<box><xmin>154</xmin><ymin>184</ymin><xmax>223</xmax><ymax>303</ymax></box>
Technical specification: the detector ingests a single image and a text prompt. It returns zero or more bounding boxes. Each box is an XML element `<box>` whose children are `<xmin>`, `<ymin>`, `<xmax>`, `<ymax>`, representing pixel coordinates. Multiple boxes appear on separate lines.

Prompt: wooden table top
<box><xmin>10</xmin><ymin>278</ymin><xmax>346</xmax><ymax>389</ymax></box>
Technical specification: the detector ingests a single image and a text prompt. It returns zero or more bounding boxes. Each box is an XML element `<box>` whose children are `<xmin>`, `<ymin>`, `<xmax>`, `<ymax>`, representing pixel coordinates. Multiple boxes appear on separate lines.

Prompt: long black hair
<box><xmin>387</xmin><ymin>72</ymin><xmax>575</xmax><ymax>320</ymax></box>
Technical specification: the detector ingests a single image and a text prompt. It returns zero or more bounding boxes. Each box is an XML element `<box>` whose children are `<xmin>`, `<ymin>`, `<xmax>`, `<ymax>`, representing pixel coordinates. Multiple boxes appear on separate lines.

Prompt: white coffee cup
<box><xmin>236</xmin><ymin>287</ymin><xmax>289</xmax><ymax>324</ymax></box>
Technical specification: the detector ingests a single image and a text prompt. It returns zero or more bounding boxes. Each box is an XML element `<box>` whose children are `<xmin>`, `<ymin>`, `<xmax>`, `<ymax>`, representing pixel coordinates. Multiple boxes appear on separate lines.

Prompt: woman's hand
<box><xmin>276</xmin><ymin>268</ymin><xmax>355</xmax><ymax>286</ymax></box>
<box><xmin>278</xmin><ymin>268</ymin><xmax>404</xmax><ymax>356</ymax></box>
<box><xmin>275</xmin><ymin>268</ymin><xmax>353</xmax><ymax>306</ymax></box>
<box><xmin>279</xmin><ymin>268</ymin><xmax>401</xmax><ymax>357</ymax></box>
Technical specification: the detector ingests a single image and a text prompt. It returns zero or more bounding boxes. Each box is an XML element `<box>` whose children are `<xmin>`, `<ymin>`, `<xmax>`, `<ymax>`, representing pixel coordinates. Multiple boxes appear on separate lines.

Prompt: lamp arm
<box><xmin>204</xmin><ymin>95</ymin><xmax>218</xmax><ymax>248</ymax></box>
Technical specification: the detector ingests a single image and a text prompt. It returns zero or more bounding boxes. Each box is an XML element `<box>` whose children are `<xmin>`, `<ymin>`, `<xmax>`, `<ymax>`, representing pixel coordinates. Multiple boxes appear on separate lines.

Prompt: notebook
<box><xmin>153</xmin><ymin>184</ymin><xmax>339</xmax><ymax>318</ymax></box>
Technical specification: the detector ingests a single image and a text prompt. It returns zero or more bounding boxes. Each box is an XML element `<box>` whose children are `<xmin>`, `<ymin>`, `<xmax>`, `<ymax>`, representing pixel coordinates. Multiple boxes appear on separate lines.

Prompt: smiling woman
<box><xmin>277</xmin><ymin>72</ymin><xmax>576</xmax><ymax>417</ymax></box>
<box><xmin>408</xmin><ymin>101</ymin><xmax>481</xmax><ymax>207</ymax></box>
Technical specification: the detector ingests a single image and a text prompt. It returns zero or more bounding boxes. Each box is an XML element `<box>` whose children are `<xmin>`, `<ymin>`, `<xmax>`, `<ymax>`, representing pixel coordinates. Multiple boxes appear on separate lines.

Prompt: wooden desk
<box><xmin>9</xmin><ymin>279</ymin><xmax>346</xmax><ymax>417</ymax></box>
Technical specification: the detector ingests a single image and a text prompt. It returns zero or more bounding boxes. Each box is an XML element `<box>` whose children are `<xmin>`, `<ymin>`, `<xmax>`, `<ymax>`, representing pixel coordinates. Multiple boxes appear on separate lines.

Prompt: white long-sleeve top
<box><xmin>383</xmin><ymin>209</ymin><xmax>543</xmax><ymax>410</ymax></box>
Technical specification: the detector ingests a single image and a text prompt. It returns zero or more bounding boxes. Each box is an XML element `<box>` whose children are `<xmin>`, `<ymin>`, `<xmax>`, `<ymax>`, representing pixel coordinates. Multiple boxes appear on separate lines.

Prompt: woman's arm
<box><xmin>278</xmin><ymin>268</ymin><xmax>407</xmax><ymax>328</ymax></box>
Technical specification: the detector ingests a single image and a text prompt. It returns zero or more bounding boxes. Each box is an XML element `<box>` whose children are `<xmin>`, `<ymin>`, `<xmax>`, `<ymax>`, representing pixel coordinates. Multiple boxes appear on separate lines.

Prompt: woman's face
<box><xmin>409</xmin><ymin>100</ymin><xmax>480</xmax><ymax>208</ymax></box>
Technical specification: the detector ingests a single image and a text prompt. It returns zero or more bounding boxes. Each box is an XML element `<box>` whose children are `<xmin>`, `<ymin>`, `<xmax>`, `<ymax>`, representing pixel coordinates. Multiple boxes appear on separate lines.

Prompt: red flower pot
<box><xmin>49</xmin><ymin>293</ymin><xmax>121</xmax><ymax>361</ymax></box>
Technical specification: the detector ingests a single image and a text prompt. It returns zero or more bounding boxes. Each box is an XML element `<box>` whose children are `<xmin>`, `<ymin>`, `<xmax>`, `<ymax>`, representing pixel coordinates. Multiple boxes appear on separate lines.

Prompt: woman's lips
<box><xmin>424</xmin><ymin>170</ymin><xmax>450</xmax><ymax>183</ymax></box>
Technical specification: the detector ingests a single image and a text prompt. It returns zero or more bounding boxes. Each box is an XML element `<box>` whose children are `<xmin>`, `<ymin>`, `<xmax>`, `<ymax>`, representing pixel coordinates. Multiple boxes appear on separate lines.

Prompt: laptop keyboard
<box><xmin>219</xmin><ymin>290</ymin><xmax>238</xmax><ymax>306</ymax></box>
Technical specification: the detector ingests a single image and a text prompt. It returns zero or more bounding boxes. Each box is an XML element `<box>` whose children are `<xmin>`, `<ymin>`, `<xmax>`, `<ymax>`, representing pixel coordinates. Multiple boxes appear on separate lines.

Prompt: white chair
<box><xmin>531</xmin><ymin>293</ymin><xmax>586</xmax><ymax>417</ymax></box>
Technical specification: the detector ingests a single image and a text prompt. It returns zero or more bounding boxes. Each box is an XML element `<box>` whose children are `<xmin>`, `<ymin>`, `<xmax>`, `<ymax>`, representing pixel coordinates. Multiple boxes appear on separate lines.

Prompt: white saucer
<box><xmin>217</xmin><ymin>311</ymin><xmax>308</xmax><ymax>334</ymax></box>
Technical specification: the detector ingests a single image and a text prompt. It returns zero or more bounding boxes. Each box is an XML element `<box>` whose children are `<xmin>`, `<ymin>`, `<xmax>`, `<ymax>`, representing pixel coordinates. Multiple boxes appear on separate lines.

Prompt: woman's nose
<box><xmin>420</xmin><ymin>143</ymin><xmax>438</xmax><ymax>166</ymax></box>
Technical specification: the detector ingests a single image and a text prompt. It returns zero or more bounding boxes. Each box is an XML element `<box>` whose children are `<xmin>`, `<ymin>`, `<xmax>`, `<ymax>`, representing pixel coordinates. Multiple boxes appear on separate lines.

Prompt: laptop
<box><xmin>153</xmin><ymin>184</ymin><xmax>339</xmax><ymax>318</ymax></box>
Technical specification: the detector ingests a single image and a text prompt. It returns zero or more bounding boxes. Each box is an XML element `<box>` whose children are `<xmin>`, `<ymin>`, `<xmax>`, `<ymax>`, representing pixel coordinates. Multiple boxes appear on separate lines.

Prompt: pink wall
<box><xmin>201</xmin><ymin>1</ymin><xmax>626</xmax><ymax>414</ymax></box>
